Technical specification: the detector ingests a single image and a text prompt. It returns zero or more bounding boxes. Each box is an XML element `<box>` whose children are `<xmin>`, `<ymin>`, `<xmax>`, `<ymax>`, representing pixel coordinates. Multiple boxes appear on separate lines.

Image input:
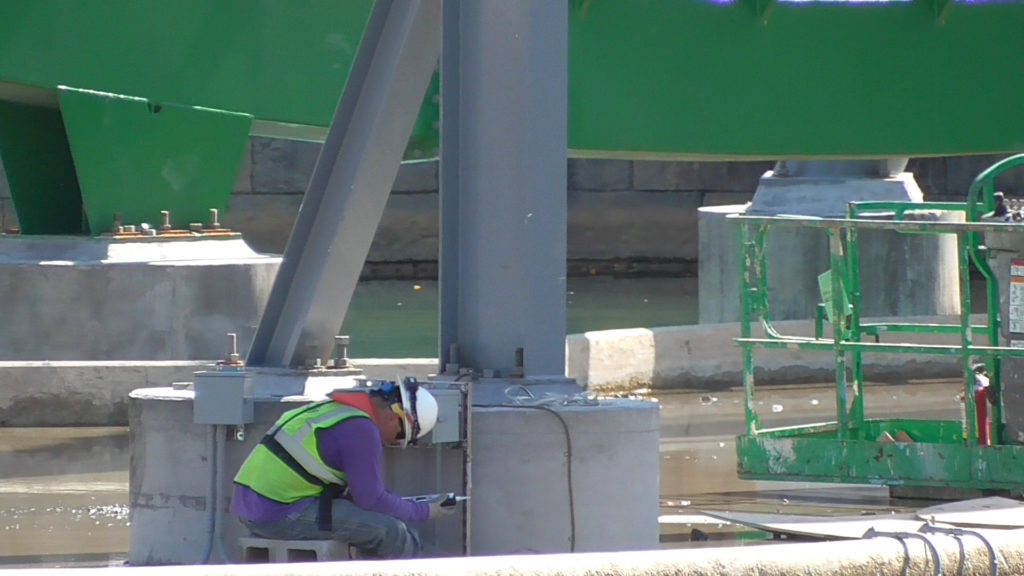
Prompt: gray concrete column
<box><xmin>439</xmin><ymin>1</ymin><xmax>568</xmax><ymax>378</ymax></box>
<box><xmin>699</xmin><ymin>159</ymin><xmax>960</xmax><ymax>323</ymax></box>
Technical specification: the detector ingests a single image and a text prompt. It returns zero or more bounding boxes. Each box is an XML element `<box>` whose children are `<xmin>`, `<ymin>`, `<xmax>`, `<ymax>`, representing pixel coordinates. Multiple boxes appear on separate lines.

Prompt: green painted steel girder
<box><xmin>568</xmin><ymin>0</ymin><xmax>1024</xmax><ymax>159</ymax></box>
<box><xmin>0</xmin><ymin>0</ymin><xmax>439</xmax><ymax>153</ymax></box>
<box><xmin>2</xmin><ymin>1</ymin><xmax>1024</xmax><ymax>158</ymax></box>
<box><xmin>4</xmin><ymin>1</ymin><xmax>1024</xmax><ymax>234</ymax></box>
<box><xmin>0</xmin><ymin>101</ymin><xmax>80</xmax><ymax>234</ymax></box>
<box><xmin>60</xmin><ymin>87</ymin><xmax>252</xmax><ymax>236</ymax></box>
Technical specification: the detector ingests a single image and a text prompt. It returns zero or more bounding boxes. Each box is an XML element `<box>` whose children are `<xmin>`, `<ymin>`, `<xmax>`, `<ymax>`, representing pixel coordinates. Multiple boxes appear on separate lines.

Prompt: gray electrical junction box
<box><xmin>193</xmin><ymin>368</ymin><xmax>254</xmax><ymax>425</ymax></box>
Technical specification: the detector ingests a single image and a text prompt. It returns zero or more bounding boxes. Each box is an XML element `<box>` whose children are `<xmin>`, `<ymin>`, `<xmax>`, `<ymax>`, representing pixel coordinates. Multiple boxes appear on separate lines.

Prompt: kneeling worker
<box><xmin>231</xmin><ymin>378</ymin><xmax>454</xmax><ymax>558</ymax></box>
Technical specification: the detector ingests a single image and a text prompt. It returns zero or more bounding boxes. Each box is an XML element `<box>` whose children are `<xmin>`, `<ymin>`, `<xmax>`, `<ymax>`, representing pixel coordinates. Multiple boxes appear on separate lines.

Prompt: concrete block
<box><xmin>130</xmin><ymin>390</ymin><xmax>465</xmax><ymax>564</ymax></box>
<box><xmin>702</xmin><ymin>191</ymin><xmax>754</xmax><ymax>207</ymax></box>
<box><xmin>0</xmin><ymin>238</ymin><xmax>279</xmax><ymax>361</ymax></box>
<box><xmin>0</xmin><ymin>361</ymin><xmax>210</xmax><ymax>426</ymax></box>
<box><xmin>698</xmin><ymin>204</ymin><xmax>959</xmax><ymax>323</ymax></box>
<box><xmin>233</xmin><ymin>138</ymin><xmax>253</xmax><ymax>194</ymax></box>
<box><xmin>470</xmin><ymin>400</ymin><xmax>659</xmax><ymax>555</ymax></box>
<box><xmin>568</xmin><ymin>158</ymin><xmax>632</xmax><ymax>191</ymax></box>
<box><xmin>906</xmin><ymin>157</ymin><xmax>948</xmax><ymax>198</ymax></box>
<box><xmin>945</xmin><ymin>154</ymin><xmax>1024</xmax><ymax>198</ymax></box>
<box><xmin>568</xmin><ymin>190</ymin><xmax>701</xmax><ymax>260</ymax></box>
<box><xmin>239</xmin><ymin>537</ymin><xmax>351</xmax><ymax>563</ymax></box>
<box><xmin>393</xmin><ymin>160</ymin><xmax>437</xmax><ymax>192</ymax></box>
<box><xmin>725</xmin><ymin>161</ymin><xmax>773</xmax><ymax>192</ymax></box>
<box><xmin>225</xmin><ymin>194</ymin><xmax>302</xmax><ymax>254</ymax></box>
<box><xmin>371</xmin><ymin>193</ymin><xmax>438</xmax><ymax>262</ymax></box>
<box><xmin>0</xmin><ymin>156</ymin><xmax>8</xmax><ymax>198</ymax></box>
<box><xmin>748</xmin><ymin>173</ymin><xmax>924</xmax><ymax>217</ymax></box>
<box><xmin>1</xmin><ymin>197</ymin><xmax>18</xmax><ymax>232</ymax></box>
<box><xmin>251</xmin><ymin>137</ymin><xmax>320</xmax><ymax>193</ymax></box>
<box><xmin>633</xmin><ymin>160</ymin><xmax>728</xmax><ymax>191</ymax></box>
<box><xmin>227</xmin><ymin>189</ymin><xmax>438</xmax><ymax>261</ymax></box>
<box><xmin>566</xmin><ymin>315</ymin><xmax>977</xmax><ymax>392</ymax></box>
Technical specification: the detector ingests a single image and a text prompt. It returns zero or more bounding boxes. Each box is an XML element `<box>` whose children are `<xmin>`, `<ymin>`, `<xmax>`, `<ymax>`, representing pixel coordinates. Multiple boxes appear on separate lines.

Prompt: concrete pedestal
<box><xmin>128</xmin><ymin>385</ymin><xmax>659</xmax><ymax>564</ymax></box>
<box><xmin>0</xmin><ymin>235</ymin><xmax>279</xmax><ymax>360</ymax></box>
<box><xmin>699</xmin><ymin>170</ymin><xmax>961</xmax><ymax>323</ymax></box>
<box><xmin>469</xmin><ymin>399</ymin><xmax>660</xmax><ymax>555</ymax></box>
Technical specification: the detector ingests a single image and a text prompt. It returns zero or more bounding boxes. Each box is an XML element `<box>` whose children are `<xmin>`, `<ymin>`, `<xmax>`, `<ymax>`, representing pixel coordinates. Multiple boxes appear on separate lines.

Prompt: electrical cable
<box><xmin>471</xmin><ymin>386</ymin><xmax>599</xmax><ymax>553</ymax></box>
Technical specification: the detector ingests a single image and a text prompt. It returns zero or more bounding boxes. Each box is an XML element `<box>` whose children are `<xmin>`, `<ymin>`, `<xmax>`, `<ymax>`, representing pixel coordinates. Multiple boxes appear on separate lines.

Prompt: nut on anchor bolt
<box><xmin>333</xmin><ymin>335</ymin><xmax>353</xmax><ymax>369</ymax></box>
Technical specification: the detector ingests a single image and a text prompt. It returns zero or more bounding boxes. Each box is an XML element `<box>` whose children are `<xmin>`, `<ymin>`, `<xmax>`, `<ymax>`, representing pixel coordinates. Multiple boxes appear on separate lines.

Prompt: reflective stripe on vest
<box><xmin>233</xmin><ymin>401</ymin><xmax>369</xmax><ymax>503</ymax></box>
<box><xmin>271</xmin><ymin>402</ymin><xmax>364</xmax><ymax>485</ymax></box>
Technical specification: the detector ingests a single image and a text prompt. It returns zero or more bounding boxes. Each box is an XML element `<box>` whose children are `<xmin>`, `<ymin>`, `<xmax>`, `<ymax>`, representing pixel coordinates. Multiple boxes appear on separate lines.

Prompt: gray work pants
<box><xmin>242</xmin><ymin>499</ymin><xmax>422</xmax><ymax>559</ymax></box>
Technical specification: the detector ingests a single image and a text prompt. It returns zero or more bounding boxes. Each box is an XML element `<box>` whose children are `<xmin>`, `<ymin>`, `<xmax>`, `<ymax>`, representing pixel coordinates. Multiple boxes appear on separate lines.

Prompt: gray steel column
<box><xmin>247</xmin><ymin>0</ymin><xmax>441</xmax><ymax>368</ymax></box>
<box><xmin>439</xmin><ymin>1</ymin><xmax>568</xmax><ymax>378</ymax></box>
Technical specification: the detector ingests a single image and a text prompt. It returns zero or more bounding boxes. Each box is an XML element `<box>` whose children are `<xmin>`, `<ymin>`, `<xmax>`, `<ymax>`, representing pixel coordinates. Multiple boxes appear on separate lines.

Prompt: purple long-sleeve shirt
<box><xmin>231</xmin><ymin>415</ymin><xmax>428</xmax><ymax>524</ymax></box>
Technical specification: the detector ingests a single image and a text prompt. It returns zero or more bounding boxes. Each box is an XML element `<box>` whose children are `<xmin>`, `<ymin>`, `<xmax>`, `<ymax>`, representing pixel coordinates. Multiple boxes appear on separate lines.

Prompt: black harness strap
<box><xmin>259</xmin><ymin>434</ymin><xmax>350</xmax><ymax>531</ymax></box>
<box><xmin>317</xmin><ymin>484</ymin><xmax>346</xmax><ymax>532</ymax></box>
<box><xmin>260</xmin><ymin>435</ymin><xmax>326</xmax><ymax>488</ymax></box>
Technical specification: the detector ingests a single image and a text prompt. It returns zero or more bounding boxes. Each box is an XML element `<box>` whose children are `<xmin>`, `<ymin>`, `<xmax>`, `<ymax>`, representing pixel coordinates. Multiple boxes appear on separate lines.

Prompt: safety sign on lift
<box><xmin>1010</xmin><ymin>259</ymin><xmax>1024</xmax><ymax>334</ymax></box>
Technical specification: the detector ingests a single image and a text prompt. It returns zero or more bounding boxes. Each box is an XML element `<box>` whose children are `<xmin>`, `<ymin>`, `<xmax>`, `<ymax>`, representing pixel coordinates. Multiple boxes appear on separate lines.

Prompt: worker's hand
<box><xmin>426</xmin><ymin>493</ymin><xmax>457</xmax><ymax>520</ymax></box>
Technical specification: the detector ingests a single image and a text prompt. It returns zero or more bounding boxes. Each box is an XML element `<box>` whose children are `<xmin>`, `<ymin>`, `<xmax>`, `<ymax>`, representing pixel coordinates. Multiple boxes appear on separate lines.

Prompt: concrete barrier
<box><xmin>567</xmin><ymin>314</ymin><xmax>981</xmax><ymax>392</ymax></box>
<box><xmin>4</xmin><ymin>528</ymin><xmax>1022</xmax><ymax>575</ymax></box>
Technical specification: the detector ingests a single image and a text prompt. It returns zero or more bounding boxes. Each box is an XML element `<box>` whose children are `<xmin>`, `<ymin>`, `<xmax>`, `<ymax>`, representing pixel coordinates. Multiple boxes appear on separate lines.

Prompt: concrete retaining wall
<box><xmin>6</xmin><ymin>144</ymin><xmax>1024</xmax><ymax>278</ymax></box>
<box><xmin>0</xmin><ymin>316</ymin><xmax>979</xmax><ymax>426</ymax></box>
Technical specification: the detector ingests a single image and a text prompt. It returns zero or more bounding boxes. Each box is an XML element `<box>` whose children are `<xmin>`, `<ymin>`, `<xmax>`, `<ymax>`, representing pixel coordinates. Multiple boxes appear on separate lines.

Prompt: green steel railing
<box><xmin>733</xmin><ymin>213</ymin><xmax>1024</xmax><ymax>446</ymax></box>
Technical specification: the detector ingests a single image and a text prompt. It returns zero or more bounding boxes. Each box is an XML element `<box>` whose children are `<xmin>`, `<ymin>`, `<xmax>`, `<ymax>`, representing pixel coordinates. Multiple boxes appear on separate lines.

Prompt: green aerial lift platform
<box><xmin>734</xmin><ymin>155</ymin><xmax>1024</xmax><ymax>492</ymax></box>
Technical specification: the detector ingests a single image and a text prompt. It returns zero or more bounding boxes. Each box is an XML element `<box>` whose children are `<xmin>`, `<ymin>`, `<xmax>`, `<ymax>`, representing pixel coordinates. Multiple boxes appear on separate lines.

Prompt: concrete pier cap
<box><xmin>0</xmin><ymin>234</ymin><xmax>279</xmax><ymax>361</ymax></box>
<box><xmin>699</xmin><ymin>159</ymin><xmax>960</xmax><ymax>323</ymax></box>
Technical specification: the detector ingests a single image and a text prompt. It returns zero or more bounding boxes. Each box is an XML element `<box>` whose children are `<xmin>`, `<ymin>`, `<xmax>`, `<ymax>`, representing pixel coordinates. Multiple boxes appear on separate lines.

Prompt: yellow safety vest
<box><xmin>234</xmin><ymin>400</ymin><xmax>368</xmax><ymax>504</ymax></box>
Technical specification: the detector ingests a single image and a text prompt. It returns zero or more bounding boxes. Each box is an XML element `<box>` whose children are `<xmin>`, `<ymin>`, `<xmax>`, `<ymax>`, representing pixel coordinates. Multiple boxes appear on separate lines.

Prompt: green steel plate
<box><xmin>0</xmin><ymin>101</ymin><xmax>81</xmax><ymax>234</ymax></box>
<box><xmin>58</xmin><ymin>87</ymin><xmax>252</xmax><ymax>234</ymax></box>
<box><xmin>737</xmin><ymin>419</ymin><xmax>1024</xmax><ymax>490</ymax></box>
<box><xmin>0</xmin><ymin>1</ymin><xmax>372</xmax><ymax>129</ymax></box>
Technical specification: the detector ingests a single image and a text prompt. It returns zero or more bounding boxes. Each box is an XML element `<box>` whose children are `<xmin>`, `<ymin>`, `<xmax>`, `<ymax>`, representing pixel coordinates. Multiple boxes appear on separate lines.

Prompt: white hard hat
<box><xmin>398</xmin><ymin>377</ymin><xmax>438</xmax><ymax>448</ymax></box>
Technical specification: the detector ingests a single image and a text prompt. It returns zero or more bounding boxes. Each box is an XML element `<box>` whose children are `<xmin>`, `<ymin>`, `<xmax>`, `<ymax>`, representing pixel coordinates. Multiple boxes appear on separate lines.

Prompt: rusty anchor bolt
<box><xmin>209</xmin><ymin>208</ymin><xmax>222</xmax><ymax>230</ymax></box>
<box><xmin>160</xmin><ymin>210</ymin><xmax>172</xmax><ymax>231</ymax></box>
